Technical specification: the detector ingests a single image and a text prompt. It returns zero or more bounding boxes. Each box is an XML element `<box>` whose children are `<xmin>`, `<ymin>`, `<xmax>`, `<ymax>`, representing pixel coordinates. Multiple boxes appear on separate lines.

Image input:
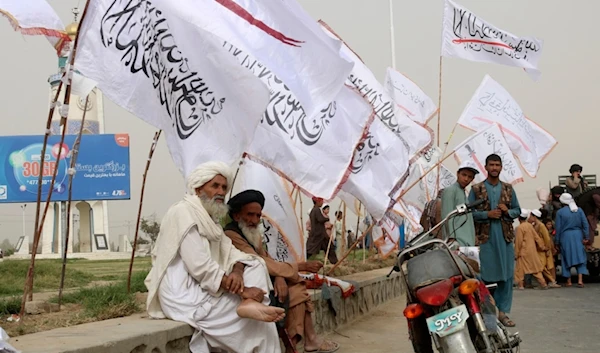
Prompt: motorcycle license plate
<box><xmin>426</xmin><ymin>304</ymin><xmax>469</xmax><ymax>338</ymax></box>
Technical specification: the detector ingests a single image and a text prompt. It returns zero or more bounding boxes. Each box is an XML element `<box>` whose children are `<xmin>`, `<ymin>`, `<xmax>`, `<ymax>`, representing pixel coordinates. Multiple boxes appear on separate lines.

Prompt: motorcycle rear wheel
<box><xmin>408</xmin><ymin>316</ymin><xmax>435</xmax><ymax>353</ymax></box>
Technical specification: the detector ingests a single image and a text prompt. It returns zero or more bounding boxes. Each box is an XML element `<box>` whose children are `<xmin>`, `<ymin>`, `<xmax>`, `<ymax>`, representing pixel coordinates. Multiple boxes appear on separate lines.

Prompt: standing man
<box><xmin>441</xmin><ymin>161</ymin><xmax>479</xmax><ymax>246</ymax></box>
<box><xmin>565</xmin><ymin>164</ymin><xmax>587</xmax><ymax>198</ymax></box>
<box><xmin>530</xmin><ymin>209</ymin><xmax>561</xmax><ymax>288</ymax></box>
<box><xmin>468</xmin><ymin>154</ymin><xmax>521</xmax><ymax>328</ymax></box>
<box><xmin>334</xmin><ymin>211</ymin><xmax>344</xmax><ymax>259</ymax></box>
<box><xmin>306</xmin><ymin>197</ymin><xmax>338</xmax><ymax>264</ymax></box>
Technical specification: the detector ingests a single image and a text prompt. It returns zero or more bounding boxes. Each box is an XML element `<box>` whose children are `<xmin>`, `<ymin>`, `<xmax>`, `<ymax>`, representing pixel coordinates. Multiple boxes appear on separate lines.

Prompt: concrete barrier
<box><xmin>10</xmin><ymin>267</ymin><xmax>404</xmax><ymax>353</ymax></box>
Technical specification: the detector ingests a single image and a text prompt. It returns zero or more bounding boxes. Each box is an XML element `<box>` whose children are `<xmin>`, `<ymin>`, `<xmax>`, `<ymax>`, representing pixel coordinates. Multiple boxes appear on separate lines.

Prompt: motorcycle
<box><xmin>389</xmin><ymin>201</ymin><xmax>521</xmax><ymax>353</ymax></box>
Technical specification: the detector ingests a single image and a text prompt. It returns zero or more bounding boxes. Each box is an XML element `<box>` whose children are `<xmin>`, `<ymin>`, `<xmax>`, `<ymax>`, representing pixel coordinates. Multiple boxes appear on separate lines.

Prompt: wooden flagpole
<box><xmin>127</xmin><ymin>130</ymin><xmax>161</xmax><ymax>293</ymax></box>
<box><xmin>57</xmin><ymin>96</ymin><xmax>89</xmax><ymax>308</ymax></box>
<box><xmin>341</xmin><ymin>201</ymin><xmax>347</xmax><ymax>254</ymax></box>
<box><xmin>21</xmin><ymin>79</ymin><xmax>63</xmax><ymax>308</ymax></box>
<box><xmin>328</xmin><ymin>223</ymin><xmax>375</xmax><ymax>276</ymax></box>
<box><xmin>228</xmin><ymin>158</ymin><xmax>244</xmax><ymax>199</ymax></box>
<box><xmin>435</xmin><ymin>56</ymin><xmax>444</xmax><ymax>192</ymax></box>
<box><xmin>398</xmin><ymin>151</ymin><xmax>456</xmax><ymax>202</ymax></box>
<box><xmin>354</xmin><ymin>203</ymin><xmax>362</xmax><ymax>260</ymax></box>
<box><xmin>299</xmin><ymin>193</ymin><xmax>305</xmax><ymax>244</ymax></box>
<box><xmin>21</xmin><ymin>1</ymin><xmax>93</xmax><ymax>312</ymax></box>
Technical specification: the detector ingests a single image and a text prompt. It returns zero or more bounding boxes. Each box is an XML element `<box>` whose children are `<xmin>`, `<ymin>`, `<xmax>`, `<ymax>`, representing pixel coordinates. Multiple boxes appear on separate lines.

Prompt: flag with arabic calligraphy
<box><xmin>441</xmin><ymin>0</ymin><xmax>543</xmax><ymax>80</ymax></box>
<box><xmin>319</xmin><ymin>20</ymin><xmax>433</xmax><ymax>161</ymax></box>
<box><xmin>339</xmin><ymin>118</ymin><xmax>410</xmax><ymax>221</ymax></box>
<box><xmin>75</xmin><ymin>0</ymin><xmax>270</xmax><ymax>178</ymax></box>
<box><xmin>457</xmin><ymin>75</ymin><xmax>557</xmax><ymax>177</ymax></box>
<box><xmin>236</xmin><ymin>159</ymin><xmax>305</xmax><ymax>262</ymax></box>
<box><xmin>384</xmin><ymin>68</ymin><xmax>437</xmax><ymax>124</ymax></box>
<box><xmin>453</xmin><ymin>124</ymin><xmax>524</xmax><ymax>185</ymax></box>
<box><xmin>178</xmin><ymin>0</ymin><xmax>352</xmax><ymax>116</ymax></box>
<box><xmin>224</xmin><ymin>43</ymin><xmax>374</xmax><ymax>200</ymax></box>
<box><xmin>0</xmin><ymin>0</ymin><xmax>70</xmax><ymax>55</ymax></box>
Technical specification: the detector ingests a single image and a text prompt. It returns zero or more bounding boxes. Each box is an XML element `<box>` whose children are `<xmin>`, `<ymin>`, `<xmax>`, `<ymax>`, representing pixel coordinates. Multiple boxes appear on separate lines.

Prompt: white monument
<box><xmin>37</xmin><ymin>11</ymin><xmax>111</xmax><ymax>258</ymax></box>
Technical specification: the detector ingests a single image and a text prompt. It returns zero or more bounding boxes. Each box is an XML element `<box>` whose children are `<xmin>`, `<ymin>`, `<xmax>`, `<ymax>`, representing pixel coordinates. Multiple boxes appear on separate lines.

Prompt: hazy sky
<box><xmin>1</xmin><ymin>0</ymin><xmax>598</xmax><ymax>245</ymax></box>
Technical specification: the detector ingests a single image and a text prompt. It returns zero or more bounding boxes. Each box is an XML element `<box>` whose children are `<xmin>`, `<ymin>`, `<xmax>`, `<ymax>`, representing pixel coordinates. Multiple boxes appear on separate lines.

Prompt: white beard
<box><xmin>198</xmin><ymin>193</ymin><xmax>229</xmax><ymax>222</ymax></box>
<box><xmin>239</xmin><ymin>220</ymin><xmax>265</xmax><ymax>250</ymax></box>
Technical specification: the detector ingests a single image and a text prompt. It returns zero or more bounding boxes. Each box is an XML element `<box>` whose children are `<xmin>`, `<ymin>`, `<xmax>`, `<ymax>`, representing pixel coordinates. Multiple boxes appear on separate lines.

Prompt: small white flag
<box><xmin>0</xmin><ymin>0</ymin><xmax>70</xmax><ymax>55</ymax></box>
<box><xmin>441</xmin><ymin>0</ymin><xmax>543</xmax><ymax>80</ymax></box>
<box><xmin>384</xmin><ymin>68</ymin><xmax>437</xmax><ymax>124</ymax></box>
<box><xmin>457</xmin><ymin>75</ymin><xmax>557</xmax><ymax>177</ymax></box>
<box><xmin>454</xmin><ymin>124</ymin><xmax>524</xmax><ymax>185</ymax></box>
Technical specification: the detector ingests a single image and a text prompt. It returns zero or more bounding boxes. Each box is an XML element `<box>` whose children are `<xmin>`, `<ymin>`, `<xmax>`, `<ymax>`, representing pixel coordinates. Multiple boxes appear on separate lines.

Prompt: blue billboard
<box><xmin>0</xmin><ymin>134</ymin><xmax>131</xmax><ymax>203</ymax></box>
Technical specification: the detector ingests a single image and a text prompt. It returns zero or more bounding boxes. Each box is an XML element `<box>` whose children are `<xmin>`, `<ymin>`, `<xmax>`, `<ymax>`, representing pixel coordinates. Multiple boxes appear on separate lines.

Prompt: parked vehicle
<box><xmin>389</xmin><ymin>201</ymin><xmax>521</xmax><ymax>353</ymax></box>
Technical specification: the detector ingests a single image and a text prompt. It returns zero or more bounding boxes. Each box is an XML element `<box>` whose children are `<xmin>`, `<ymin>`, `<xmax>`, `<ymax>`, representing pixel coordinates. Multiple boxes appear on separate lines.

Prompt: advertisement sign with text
<box><xmin>0</xmin><ymin>134</ymin><xmax>130</xmax><ymax>203</ymax></box>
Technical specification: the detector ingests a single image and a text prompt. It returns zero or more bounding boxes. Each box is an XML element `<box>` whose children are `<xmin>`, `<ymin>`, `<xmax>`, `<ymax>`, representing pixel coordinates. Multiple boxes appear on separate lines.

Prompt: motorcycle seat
<box><xmin>406</xmin><ymin>249</ymin><xmax>471</xmax><ymax>290</ymax></box>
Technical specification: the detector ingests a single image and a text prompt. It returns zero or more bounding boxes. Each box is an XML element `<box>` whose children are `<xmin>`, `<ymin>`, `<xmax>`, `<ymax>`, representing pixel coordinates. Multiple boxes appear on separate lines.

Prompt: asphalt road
<box><xmin>326</xmin><ymin>283</ymin><xmax>600</xmax><ymax>353</ymax></box>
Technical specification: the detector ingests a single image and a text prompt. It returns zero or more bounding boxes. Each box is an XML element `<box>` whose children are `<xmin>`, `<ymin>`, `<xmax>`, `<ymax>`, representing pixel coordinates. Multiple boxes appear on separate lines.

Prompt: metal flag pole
<box><xmin>389</xmin><ymin>0</ymin><xmax>397</xmax><ymax>70</ymax></box>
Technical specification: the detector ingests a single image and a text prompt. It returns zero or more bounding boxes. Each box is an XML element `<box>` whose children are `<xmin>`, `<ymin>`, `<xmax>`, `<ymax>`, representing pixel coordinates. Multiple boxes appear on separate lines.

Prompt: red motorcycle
<box><xmin>390</xmin><ymin>201</ymin><xmax>521</xmax><ymax>353</ymax></box>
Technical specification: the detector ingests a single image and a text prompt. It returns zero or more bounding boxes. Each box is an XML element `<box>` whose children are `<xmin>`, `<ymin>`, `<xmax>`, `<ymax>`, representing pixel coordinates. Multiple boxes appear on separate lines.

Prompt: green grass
<box><xmin>0</xmin><ymin>257</ymin><xmax>152</xmax><ymax>297</ymax></box>
<box><xmin>0</xmin><ymin>296</ymin><xmax>21</xmax><ymax>316</ymax></box>
<box><xmin>49</xmin><ymin>269</ymin><xmax>150</xmax><ymax>320</ymax></box>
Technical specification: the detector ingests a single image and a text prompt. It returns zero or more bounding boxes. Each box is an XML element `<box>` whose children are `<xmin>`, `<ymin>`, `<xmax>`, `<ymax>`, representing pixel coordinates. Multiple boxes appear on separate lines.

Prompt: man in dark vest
<box><xmin>468</xmin><ymin>154</ymin><xmax>521</xmax><ymax>328</ymax></box>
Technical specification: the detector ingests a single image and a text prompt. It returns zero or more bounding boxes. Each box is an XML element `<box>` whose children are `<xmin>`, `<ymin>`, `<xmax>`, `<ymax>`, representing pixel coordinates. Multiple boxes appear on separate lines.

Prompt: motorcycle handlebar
<box><xmin>404</xmin><ymin>198</ymin><xmax>484</xmax><ymax>249</ymax></box>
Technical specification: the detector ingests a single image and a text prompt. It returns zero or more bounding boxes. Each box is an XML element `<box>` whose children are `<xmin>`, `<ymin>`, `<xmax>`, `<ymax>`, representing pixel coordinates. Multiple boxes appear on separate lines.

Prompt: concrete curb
<box><xmin>10</xmin><ymin>267</ymin><xmax>405</xmax><ymax>353</ymax></box>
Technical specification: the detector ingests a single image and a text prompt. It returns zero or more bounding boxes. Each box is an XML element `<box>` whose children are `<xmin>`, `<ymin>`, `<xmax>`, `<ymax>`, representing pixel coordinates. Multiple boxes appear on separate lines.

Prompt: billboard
<box><xmin>0</xmin><ymin>134</ymin><xmax>131</xmax><ymax>203</ymax></box>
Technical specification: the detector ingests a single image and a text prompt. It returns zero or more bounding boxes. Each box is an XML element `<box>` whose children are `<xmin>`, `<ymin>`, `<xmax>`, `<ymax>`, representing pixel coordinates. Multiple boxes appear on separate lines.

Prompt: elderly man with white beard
<box><xmin>224</xmin><ymin>190</ymin><xmax>340</xmax><ymax>353</ymax></box>
<box><xmin>144</xmin><ymin>162</ymin><xmax>285</xmax><ymax>353</ymax></box>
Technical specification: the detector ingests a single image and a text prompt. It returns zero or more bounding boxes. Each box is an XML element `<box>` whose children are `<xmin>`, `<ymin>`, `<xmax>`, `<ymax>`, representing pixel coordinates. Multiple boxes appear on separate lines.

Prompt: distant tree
<box><xmin>0</xmin><ymin>239</ymin><xmax>15</xmax><ymax>256</ymax></box>
<box><xmin>140</xmin><ymin>214</ymin><xmax>161</xmax><ymax>243</ymax></box>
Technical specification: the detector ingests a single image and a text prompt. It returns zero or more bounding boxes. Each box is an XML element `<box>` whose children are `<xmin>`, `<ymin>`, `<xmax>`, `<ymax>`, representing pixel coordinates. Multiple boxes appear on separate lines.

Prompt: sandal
<box><xmin>500</xmin><ymin>315</ymin><xmax>516</xmax><ymax>327</ymax></box>
<box><xmin>577</xmin><ymin>283</ymin><xmax>585</xmax><ymax>288</ymax></box>
<box><xmin>305</xmin><ymin>340</ymin><xmax>340</xmax><ymax>353</ymax></box>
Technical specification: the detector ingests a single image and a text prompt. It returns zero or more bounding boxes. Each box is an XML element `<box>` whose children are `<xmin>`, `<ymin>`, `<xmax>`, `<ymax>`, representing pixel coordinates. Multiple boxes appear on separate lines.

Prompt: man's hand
<box><xmin>299</xmin><ymin>260</ymin><xmax>323</xmax><ymax>273</ymax></box>
<box><xmin>224</xmin><ymin>270</ymin><xmax>244</xmax><ymax>295</ymax></box>
<box><xmin>498</xmin><ymin>204</ymin><xmax>509</xmax><ymax>213</ymax></box>
<box><xmin>488</xmin><ymin>209</ymin><xmax>502</xmax><ymax>219</ymax></box>
<box><xmin>273</xmin><ymin>277</ymin><xmax>289</xmax><ymax>303</ymax></box>
<box><xmin>241</xmin><ymin>287</ymin><xmax>265</xmax><ymax>303</ymax></box>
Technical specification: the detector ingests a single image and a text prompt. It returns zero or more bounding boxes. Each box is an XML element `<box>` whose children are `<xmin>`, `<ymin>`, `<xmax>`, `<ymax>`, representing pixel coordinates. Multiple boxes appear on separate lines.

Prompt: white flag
<box><xmin>178</xmin><ymin>0</ymin><xmax>352</xmax><ymax>116</ymax></box>
<box><xmin>0</xmin><ymin>0</ymin><xmax>70</xmax><ymax>54</ymax></box>
<box><xmin>224</xmin><ymin>43</ymin><xmax>373</xmax><ymax>200</ymax></box>
<box><xmin>239</xmin><ymin>159</ymin><xmax>304</xmax><ymax>262</ymax></box>
<box><xmin>75</xmin><ymin>0</ymin><xmax>269</xmax><ymax>178</ymax></box>
<box><xmin>454</xmin><ymin>124</ymin><xmax>524</xmax><ymax>185</ymax></box>
<box><xmin>372</xmin><ymin>216</ymin><xmax>400</xmax><ymax>258</ymax></box>
<box><xmin>340</xmin><ymin>118</ymin><xmax>409</xmax><ymax>221</ymax></box>
<box><xmin>384</xmin><ymin>68</ymin><xmax>437</xmax><ymax>124</ymax></box>
<box><xmin>457</xmin><ymin>75</ymin><xmax>557</xmax><ymax>177</ymax></box>
<box><xmin>441</xmin><ymin>0</ymin><xmax>543</xmax><ymax>80</ymax></box>
<box><xmin>320</xmin><ymin>21</ymin><xmax>432</xmax><ymax>160</ymax></box>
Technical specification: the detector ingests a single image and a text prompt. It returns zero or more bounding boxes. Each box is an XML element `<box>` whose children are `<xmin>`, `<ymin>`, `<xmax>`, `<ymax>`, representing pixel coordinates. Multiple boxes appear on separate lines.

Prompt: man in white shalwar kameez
<box><xmin>145</xmin><ymin>161</ymin><xmax>284</xmax><ymax>353</ymax></box>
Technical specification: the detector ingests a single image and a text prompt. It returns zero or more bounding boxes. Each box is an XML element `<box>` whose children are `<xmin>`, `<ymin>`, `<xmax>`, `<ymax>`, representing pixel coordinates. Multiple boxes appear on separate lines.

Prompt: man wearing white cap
<box><xmin>514</xmin><ymin>209</ymin><xmax>548</xmax><ymax>290</ymax></box>
<box><xmin>441</xmin><ymin>161</ymin><xmax>479</xmax><ymax>246</ymax></box>
<box><xmin>144</xmin><ymin>161</ymin><xmax>284</xmax><ymax>353</ymax></box>
<box><xmin>530</xmin><ymin>209</ymin><xmax>561</xmax><ymax>288</ymax></box>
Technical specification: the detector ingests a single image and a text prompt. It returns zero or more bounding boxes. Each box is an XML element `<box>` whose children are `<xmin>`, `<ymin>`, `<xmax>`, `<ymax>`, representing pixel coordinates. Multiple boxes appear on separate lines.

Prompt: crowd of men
<box><xmin>141</xmin><ymin>156</ymin><xmax>595</xmax><ymax>352</ymax></box>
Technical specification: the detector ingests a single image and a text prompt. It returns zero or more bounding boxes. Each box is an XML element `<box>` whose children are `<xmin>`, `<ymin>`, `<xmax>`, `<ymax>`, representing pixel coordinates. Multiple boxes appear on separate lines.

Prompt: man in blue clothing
<box><xmin>468</xmin><ymin>154</ymin><xmax>521</xmax><ymax>328</ymax></box>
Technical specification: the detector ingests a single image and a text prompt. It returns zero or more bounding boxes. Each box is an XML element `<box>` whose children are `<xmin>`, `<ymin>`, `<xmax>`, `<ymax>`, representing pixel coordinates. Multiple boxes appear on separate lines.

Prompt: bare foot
<box><xmin>237</xmin><ymin>299</ymin><xmax>285</xmax><ymax>322</ymax></box>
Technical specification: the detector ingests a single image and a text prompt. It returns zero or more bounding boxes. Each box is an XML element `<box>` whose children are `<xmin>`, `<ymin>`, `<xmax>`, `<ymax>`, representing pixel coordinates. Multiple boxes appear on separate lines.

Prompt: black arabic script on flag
<box><xmin>223</xmin><ymin>42</ymin><xmax>333</xmax><ymax>146</ymax></box>
<box><xmin>100</xmin><ymin>0</ymin><xmax>225</xmax><ymax>140</ymax></box>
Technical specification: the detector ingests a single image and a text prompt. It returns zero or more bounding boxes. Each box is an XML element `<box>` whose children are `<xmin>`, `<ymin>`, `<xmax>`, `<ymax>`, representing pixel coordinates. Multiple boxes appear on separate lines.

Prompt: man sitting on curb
<box><xmin>224</xmin><ymin>189</ymin><xmax>340</xmax><ymax>353</ymax></box>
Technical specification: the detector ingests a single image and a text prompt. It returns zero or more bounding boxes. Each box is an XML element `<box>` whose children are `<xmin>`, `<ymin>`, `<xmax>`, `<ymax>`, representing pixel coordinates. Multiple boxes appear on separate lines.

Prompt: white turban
<box><xmin>186</xmin><ymin>161</ymin><xmax>233</xmax><ymax>195</ymax></box>
<box><xmin>559</xmin><ymin>193</ymin><xmax>578</xmax><ymax>212</ymax></box>
<box><xmin>531</xmin><ymin>209</ymin><xmax>542</xmax><ymax>218</ymax></box>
